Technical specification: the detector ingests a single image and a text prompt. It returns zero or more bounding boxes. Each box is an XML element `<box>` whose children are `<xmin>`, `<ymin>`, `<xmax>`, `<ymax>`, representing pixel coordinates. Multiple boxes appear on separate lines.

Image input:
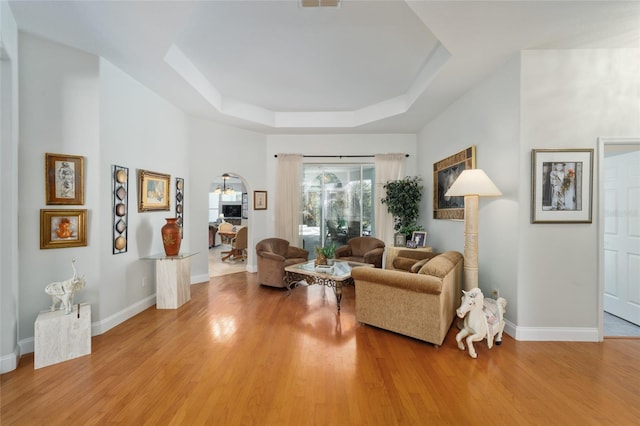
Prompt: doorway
<box><xmin>208</xmin><ymin>173</ymin><xmax>249</xmax><ymax>277</ymax></box>
<box><xmin>600</xmin><ymin>138</ymin><xmax>640</xmax><ymax>337</ymax></box>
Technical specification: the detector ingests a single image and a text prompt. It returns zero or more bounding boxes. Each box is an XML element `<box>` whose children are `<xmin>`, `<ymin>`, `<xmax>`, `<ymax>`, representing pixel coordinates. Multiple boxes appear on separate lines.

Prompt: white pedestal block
<box><xmin>156</xmin><ymin>256</ymin><xmax>192</xmax><ymax>309</ymax></box>
<box><xmin>34</xmin><ymin>303</ymin><xmax>91</xmax><ymax>369</ymax></box>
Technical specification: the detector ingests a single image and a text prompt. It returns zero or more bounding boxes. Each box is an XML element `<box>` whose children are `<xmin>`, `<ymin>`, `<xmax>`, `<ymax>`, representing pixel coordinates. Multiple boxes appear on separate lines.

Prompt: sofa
<box><xmin>334</xmin><ymin>236</ymin><xmax>385</xmax><ymax>268</ymax></box>
<box><xmin>351</xmin><ymin>251</ymin><xmax>463</xmax><ymax>346</ymax></box>
<box><xmin>256</xmin><ymin>238</ymin><xmax>309</xmax><ymax>288</ymax></box>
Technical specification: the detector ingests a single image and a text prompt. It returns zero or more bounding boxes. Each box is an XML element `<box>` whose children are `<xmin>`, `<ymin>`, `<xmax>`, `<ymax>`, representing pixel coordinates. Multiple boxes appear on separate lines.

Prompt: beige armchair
<box><xmin>335</xmin><ymin>236</ymin><xmax>385</xmax><ymax>268</ymax></box>
<box><xmin>352</xmin><ymin>251</ymin><xmax>463</xmax><ymax>346</ymax></box>
<box><xmin>256</xmin><ymin>238</ymin><xmax>309</xmax><ymax>288</ymax></box>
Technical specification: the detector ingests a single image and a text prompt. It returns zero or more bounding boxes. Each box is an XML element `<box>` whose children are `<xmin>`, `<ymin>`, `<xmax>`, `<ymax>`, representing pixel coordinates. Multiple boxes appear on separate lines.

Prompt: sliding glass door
<box><xmin>300</xmin><ymin>164</ymin><xmax>375</xmax><ymax>256</ymax></box>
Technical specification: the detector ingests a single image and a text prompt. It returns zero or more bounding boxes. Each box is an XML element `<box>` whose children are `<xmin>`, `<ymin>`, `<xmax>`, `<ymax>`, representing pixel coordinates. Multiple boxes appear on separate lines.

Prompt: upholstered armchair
<box><xmin>256</xmin><ymin>238</ymin><xmax>309</xmax><ymax>288</ymax></box>
<box><xmin>335</xmin><ymin>236</ymin><xmax>385</xmax><ymax>268</ymax></box>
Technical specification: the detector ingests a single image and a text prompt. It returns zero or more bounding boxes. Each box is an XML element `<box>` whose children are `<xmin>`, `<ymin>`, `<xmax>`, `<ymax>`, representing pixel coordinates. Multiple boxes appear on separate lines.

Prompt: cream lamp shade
<box><xmin>444</xmin><ymin>169</ymin><xmax>502</xmax><ymax>197</ymax></box>
<box><xmin>445</xmin><ymin>169</ymin><xmax>501</xmax><ymax>290</ymax></box>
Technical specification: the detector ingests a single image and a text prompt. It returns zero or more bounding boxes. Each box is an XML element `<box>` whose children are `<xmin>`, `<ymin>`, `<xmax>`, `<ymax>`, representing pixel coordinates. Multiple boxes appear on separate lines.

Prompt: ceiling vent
<box><xmin>300</xmin><ymin>0</ymin><xmax>340</xmax><ymax>8</ymax></box>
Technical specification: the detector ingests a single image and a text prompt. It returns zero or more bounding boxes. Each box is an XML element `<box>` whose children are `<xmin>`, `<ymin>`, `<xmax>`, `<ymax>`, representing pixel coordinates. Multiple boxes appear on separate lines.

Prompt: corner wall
<box><xmin>417</xmin><ymin>55</ymin><xmax>521</xmax><ymax>325</ymax></box>
<box><xmin>17</xmin><ymin>33</ymin><xmax>191</xmax><ymax>358</ymax></box>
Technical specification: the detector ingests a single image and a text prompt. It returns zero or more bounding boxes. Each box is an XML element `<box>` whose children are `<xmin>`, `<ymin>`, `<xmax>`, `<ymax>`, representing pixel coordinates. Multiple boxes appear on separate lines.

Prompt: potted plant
<box><xmin>381</xmin><ymin>176</ymin><xmax>424</xmax><ymax>245</ymax></box>
<box><xmin>315</xmin><ymin>243</ymin><xmax>336</xmax><ymax>266</ymax></box>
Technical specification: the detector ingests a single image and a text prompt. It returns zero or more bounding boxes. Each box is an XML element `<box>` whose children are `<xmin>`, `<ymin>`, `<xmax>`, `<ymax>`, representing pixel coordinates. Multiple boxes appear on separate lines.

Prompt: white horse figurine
<box><xmin>45</xmin><ymin>259</ymin><xmax>86</xmax><ymax>314</ymax></box>
<box><xmin>455</xmin><ymin>288</ymin><xmax>507</xmax><ymax>359</ymax></box>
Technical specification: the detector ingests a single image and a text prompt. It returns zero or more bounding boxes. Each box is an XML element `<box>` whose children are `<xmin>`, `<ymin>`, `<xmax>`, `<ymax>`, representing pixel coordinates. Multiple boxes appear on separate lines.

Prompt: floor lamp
<box><xmin>445</xmin><ymin>169</ymin><xmax>501</xmax><ymax>291</ymax></box>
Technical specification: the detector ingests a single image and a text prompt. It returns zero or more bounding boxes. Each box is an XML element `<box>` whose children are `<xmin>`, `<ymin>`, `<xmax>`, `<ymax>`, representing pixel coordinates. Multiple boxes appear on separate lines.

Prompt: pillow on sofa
<box><xmin>392</xmin><ymin>257</ymin><xmax>418</xmax><ymax>271</ymax></box>
<box><xmin>418</xmin><ymin>251</ymin><xmax>462</xmax><ymax>277</ymax></box>
<box><xmin>410</xmin><ymin>258</ymin><xmax>431</xmax><ymax>273</ymax></box>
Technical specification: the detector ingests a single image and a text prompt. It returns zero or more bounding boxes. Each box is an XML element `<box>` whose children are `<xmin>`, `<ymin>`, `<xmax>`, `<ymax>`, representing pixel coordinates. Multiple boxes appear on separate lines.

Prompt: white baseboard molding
<box><xmin>91</xmin><ymin>294</ymin><xmax>156</xmax><ymax>336</ymax></box>
<box><xmin>191</xmin><ymin>273</ymin><xmax>210</xmax><ymax>284</ymax></box>
<box><xmin>0</xmin><ymin>346</ymin><xmax>20</xmax><ymax>374</ymax></box>
<box><xmin>512</xmin><ymin>323</ymin><xmax>599</xmax><ymax>342</ymax></box>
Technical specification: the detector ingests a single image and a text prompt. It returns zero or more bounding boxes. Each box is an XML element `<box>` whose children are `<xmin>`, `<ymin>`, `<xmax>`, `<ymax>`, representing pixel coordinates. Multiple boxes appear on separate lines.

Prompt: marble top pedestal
<box><xmin>34</xmin><ymin>303</ymin><xmax>91</xmax><ymax>369</ymax></box>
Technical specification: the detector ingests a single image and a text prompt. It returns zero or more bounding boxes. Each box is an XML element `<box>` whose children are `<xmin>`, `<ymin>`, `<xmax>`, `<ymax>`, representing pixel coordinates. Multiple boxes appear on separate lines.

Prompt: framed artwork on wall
<box><xmin>531</xmin><ymin>148</ymin><xmax>594</xmax><ymax>223</ymax></box>
<box><xmin>138</xmin><ymin>169</ymin><xmax>170</xmax><ymax>212</ymax></box>
<box><xmin>254</xmin><ymin>190</ymin><xmax>267</xmax><ymax>210</ymax></box>
<box><xmin>433</xmin><ymin>146</ymin><xmax>475</xmax><ymax>220</ymax></box>
<box><xmin>40</xmin><ymin>209</ymin><xmax>88</xmax><ymax>249</ymax></box>
<box><xmin>176</xmin><ymin>177</ymin><xmax>184</xmax><ymax>237</ymax></box>
<box><xmin>45</xmin><ymin>153</ymin><xmax>85</xmax><ymax>205</ymax></box>
<box><xmin>112</xmin><ymin>165</ymin><xmax>129</xmax><ymax>254</ymax></box>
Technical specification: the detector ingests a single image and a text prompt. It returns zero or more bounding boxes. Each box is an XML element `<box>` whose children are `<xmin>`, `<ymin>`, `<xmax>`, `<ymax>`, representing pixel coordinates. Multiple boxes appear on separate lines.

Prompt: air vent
<box><xmin>300</xmin><ymin>0</ymin><xmax>340</xmax><ymax>8</ymax></box>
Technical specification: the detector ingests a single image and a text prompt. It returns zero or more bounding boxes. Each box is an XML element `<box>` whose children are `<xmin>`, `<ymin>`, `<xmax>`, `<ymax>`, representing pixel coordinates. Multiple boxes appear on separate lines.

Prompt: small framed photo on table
<box><xmin>412</xmin><ymin>231</ymin><xmax>427</xmax><ymax>248</ymax></box>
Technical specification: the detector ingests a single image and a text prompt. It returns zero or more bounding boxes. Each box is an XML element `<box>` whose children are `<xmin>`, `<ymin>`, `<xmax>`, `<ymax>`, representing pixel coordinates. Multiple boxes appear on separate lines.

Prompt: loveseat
<box><xmin>334</xmin><ymin>236</ymin><xmax>385</xmax><ymax>268</ymax></box>
<box><xmin>351</xmin><ymin>251</ymin><xmax>463</xmax><ymax>346</ymax></box>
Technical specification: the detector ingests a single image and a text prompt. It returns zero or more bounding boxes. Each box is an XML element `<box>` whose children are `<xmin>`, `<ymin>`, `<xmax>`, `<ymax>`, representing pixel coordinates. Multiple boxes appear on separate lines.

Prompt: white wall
<box><xmin>17</xmin><ymin>34</ymin><xmax>191</xmax><ymax>356</ymax></box>
<box><xmin>0</xmin><ymin>0</ymin><xmax>20</xmax><ymax>373</ymax></box>
<box><xmin>417</xmin><ymin>55</ymin><xmax>521</xmax><ymax>325</ymax></box>
<box><xmin>98</xmin><ymin>58</ymin><xmax>190</xmax><ymax>325</ymax></box>
<box><xmin>18</xmin><ymin>33</ymin><xmax>101</xmax><ymax>351</ymax></box>
<box><xmin>187</xmin><ymin>116</ymin><xmax>267</xmax><ymax>280</ymax></box>
<box><xmin>518</xmin><ymin>48</ymin><xmax>640</xmax><ymax>340</ymax></box>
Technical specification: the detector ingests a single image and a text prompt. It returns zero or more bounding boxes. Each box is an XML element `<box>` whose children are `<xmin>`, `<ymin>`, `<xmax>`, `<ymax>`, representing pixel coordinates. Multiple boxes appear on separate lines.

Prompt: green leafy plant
<box><xmin>381</xmin><ymin>176</ymin><xmax>424</xmax><ymax>239</ymax></box>
<box><xmin>316</xmin><ymin>242</ymin><xmax>336</xmax><ymax>259</ymax></box>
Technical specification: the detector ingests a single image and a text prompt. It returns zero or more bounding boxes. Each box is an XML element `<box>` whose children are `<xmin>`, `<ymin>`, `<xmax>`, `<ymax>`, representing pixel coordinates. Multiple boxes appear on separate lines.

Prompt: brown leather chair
<box><xmin>335</xmin><ymin>236</ymin><xmax>385</xmax><ymax>268</ymax></box>
<box><xmin>256</xmin><ymin>238</ymin><xmax>309</xmax><ymax>288</ymax></box>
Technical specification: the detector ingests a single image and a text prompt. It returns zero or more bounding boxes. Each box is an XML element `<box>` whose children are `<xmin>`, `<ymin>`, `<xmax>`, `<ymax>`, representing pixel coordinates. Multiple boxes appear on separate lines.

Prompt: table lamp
<box><xmin>445</xmin><ymin>169</ymin><xmax>501</xmax><ymax>290</ymax></box>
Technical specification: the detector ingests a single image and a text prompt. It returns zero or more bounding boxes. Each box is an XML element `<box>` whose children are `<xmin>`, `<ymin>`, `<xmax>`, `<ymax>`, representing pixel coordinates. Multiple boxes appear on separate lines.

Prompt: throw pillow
<box><xmin>410</xmin><ymin>258</ymin><xmax>431</xmax><ymax>273</ymax></box>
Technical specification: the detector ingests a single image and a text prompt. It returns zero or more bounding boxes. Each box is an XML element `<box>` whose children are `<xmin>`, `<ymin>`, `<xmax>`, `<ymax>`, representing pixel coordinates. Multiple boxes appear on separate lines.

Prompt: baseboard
<box><xmin>512</xmin><ymin>324</ymin><xmax>599</xmax><ymax>342</ymax></box>
<box><xmin>0</xmin><ymin>346</ymin><xmax>20</xmax><ymax>374</ymax></box>
<box><xmin>191</xmin><ymin>273</ymin><xmax>210</xmax><ymax>284</ymax></box>
<box><xmin>91</xmin><ymin>294</ymin><xmax>156</xmax><ymax>335</ymax></box>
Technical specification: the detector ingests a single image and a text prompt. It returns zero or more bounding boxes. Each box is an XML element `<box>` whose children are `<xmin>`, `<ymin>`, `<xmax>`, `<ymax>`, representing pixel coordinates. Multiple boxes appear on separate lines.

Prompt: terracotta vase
<box><xmin>161</xmin><ymin>218</ymin><xmax>181</xmax><ymax>256</ymax></box>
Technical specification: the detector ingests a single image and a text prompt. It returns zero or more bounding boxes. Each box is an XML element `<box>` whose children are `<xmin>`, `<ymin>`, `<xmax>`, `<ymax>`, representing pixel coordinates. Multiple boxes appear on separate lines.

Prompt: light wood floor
<box><xmin>2</xmin><ymin>272</ymin><xmax>640</xmax><ymax>425</ymax></box>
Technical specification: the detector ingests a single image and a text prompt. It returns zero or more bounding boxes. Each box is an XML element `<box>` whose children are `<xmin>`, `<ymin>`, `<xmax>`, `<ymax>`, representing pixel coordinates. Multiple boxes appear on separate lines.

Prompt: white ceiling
<box><xmin>9</xmin><ymin>0</ymin><xmax>640</xmax><ymax>134</ymax></box>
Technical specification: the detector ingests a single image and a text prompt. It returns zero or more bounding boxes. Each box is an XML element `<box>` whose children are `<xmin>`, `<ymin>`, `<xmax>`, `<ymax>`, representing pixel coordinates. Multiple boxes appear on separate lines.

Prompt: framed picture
<box><xmin>242</xmin><ymin>192</ymin><xmax>249</xmax><ymax>218</ymax></box>
<box><xmin>112</xmin><ymin>165</ymin><xmax>129</xmax><ymax>254</ymax></box>
<box><xmin>254</xmin><ymin>190</ymin><xmax>267</xmax><ymax>210</ymax></box>
<box><xmin>394</xmin><ymin>233</ymin><xmax>406</xmax><ymax>247</ymax></box>
<box><xmin>45</xmin><ymin>153</ymin><xmax>84</xmax><ymax>205</ymax></box>
<box><xmin>412</xmin><ymin>231</ymin><xmax>428</xmax><ymax>248</ymax></box>
<box><xmin>40</xmin><ymin>209</ymin><xmax>88</xmax><ymax>249</ymax></box>
<box><xmin>433</xmin><ymin>146</ymin><xmax>475</xmax><ymax>220</ymax></box>
<box><xmin>138</xmin><ymin>169</ymin><xmax>170</xmax><ymax>212</ymax></box>
<box><xmin>176</xmin><ymin>177</ymin><xmax>184</xmax><ymax>235</ymax></box>
<box><xmin>406</xmin><ymin>240</ymin><xmax>417</xmax><ymax>249</ymax></box>
<box><xmin>531</xmin><ymin>149</ymin><xmax>594</xmax><ymax>223</ymax></box>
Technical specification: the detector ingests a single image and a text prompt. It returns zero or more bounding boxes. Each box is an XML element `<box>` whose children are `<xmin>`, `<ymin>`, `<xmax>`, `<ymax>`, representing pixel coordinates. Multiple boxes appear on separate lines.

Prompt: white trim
<box><xmin>513</xmin><ymin>325</ymin><xmax>599</xmax><ymax>342</ymax></box>
<box><xmin>0</xmin><ymin>346</ymin><xmax>19</xmax><ymax>374</ymax></box>
<box><xmin>191</xmin><ymin>273</ymin><xmax>210</xmax><ymax>285</ymax></box>
<box><xmin>91</xmin><ymin>295</ymin><xmax>156</xmax><ymax>336</ymax></box>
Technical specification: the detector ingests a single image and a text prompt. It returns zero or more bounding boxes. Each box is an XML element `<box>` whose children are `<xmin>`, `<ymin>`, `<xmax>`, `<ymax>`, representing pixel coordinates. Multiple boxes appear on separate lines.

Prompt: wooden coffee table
<box><xmin>284</xmin><ymin>260</ymin><xmax>373</xmax><ymax>312</ymax></box>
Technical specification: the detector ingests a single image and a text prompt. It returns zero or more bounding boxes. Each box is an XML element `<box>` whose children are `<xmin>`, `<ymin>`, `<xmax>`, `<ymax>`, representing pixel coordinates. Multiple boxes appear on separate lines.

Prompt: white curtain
<box><xmin>275</xmin><ymin>154</ymin><xmax>303</xmax><ymax>246</ymax></box>
<box><xmin>374</xmin><ymin>154</ymin><xmax>406</xmax><ymax>247</ymax></box>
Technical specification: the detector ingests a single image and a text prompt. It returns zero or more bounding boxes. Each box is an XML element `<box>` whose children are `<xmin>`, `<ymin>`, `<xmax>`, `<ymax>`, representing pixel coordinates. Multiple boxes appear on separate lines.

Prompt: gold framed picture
<box><xmin>433</xmin><ymin>146</ymin><xmax>476</xmax><ymax>220</ymax></box>
<box><xmin>45</xmin><ymin>153</ymin><xmax>85</xmax><ymax>205</ymax></box>
<box><xmin>40</xmin><ymin>209</ymin><xmax>88</xmax><ymax>249</ymax></box>
<box><xmin>254</xmin><ymin>190</ymin><xmax>267</xmax><ymax>210</ymax></box>
<box><xmin>138</xmin><ymin>169</ymin><xmax>170</xmax><ymax>212</ymax></box>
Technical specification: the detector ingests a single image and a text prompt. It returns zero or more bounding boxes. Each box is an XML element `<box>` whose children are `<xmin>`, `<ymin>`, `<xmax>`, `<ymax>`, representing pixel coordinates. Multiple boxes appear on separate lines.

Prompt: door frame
<box><xmin>597</xmin><ymin>137</ymin><xmax>640</xmax><ymax>340</ymax></box>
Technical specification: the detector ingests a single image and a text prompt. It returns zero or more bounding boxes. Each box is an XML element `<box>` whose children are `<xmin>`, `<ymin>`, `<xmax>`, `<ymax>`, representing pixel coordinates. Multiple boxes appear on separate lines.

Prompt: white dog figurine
<box><xmin>45</xmin><ymin>259</ymin><xmax>86</xmax><ymax>314</ymax></box>
<box><xmin>455</xmin><ymin>288</ymin><xmax>507</xmax><ymax>359</ymax></box>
